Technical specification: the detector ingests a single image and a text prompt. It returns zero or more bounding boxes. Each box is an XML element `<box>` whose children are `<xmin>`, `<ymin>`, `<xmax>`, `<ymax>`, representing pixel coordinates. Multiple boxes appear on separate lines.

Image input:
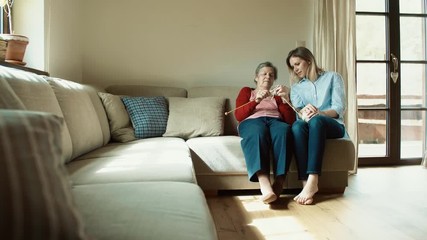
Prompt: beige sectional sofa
<box><xmin>107</xmin><ymin>85</ymin><xmax>355</xmax><ymax>193</ymax></box>
<box><xmin>0</xmin><ymin>64</ymin><xmax>355</xmax><ymax>239</ymax></box>
<box><xmin>0</xmin><ymin>65</ymin><xmax>217</xmax><ymax>240</ymax></box>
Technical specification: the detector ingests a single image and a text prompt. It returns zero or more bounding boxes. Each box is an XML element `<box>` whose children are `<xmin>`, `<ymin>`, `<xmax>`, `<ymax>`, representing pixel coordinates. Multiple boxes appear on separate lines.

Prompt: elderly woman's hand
<box><xmin>255</xmin><ymin>89</ymin><xmax>271</xmax><ymax>103</ymax></box>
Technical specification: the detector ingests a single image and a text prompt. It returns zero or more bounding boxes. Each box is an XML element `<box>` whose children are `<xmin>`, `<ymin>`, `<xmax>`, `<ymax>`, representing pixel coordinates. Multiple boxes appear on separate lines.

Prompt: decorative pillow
<box><xmin>98</xmin><ymin>92</ymin><xmax>136</xmax><ymax>142</ymax></box>
<box><xmin>163</xmin><ymin>97</ymin><xmax>225</xmax><ymax>139</ymax></box>
<box><xmin>121</xmin><ymin>96</ymin><xmax>168</xmax><ymax>139</ymax></box>
<box><xmin>0</xmin><ymin>110</ymin><xmax>89</xmax><ymax>239</ymax></box>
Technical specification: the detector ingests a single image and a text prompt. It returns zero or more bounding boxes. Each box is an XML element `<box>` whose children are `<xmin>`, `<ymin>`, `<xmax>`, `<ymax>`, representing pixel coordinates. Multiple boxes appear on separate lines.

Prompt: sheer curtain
<box><xmin>313</xmin><ymin>0</ymin><xmax>358</xmax><ymax>173</ymax></box>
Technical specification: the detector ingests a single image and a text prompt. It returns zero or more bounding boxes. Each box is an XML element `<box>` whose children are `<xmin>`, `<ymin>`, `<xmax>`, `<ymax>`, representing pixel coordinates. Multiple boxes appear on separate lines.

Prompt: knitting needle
<box><xmin>281</xmin><ymin>96</ymin><xmax>300</xmax><ymax>114</ymax></box>
<box><xmin>224</xmin><ymin>86</ymin><xmax>288</xmax><ymax>116</ymax></box>
<box><xmin>282</xmin><ymin>96</ymin><xmax>319</xmax><ymax>121</ymax></box>
<box><xmin>224</xmin><ymin>100</ymin><xmax>255</xmax><ymax>116</ymax></box>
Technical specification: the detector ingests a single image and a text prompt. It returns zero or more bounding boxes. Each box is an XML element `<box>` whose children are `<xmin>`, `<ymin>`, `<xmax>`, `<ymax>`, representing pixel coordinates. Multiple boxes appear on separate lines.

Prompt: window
<box><xmin>356</xmin><ymin>0</ymin><xmax>426</xmax><ymax>165</ymax></box>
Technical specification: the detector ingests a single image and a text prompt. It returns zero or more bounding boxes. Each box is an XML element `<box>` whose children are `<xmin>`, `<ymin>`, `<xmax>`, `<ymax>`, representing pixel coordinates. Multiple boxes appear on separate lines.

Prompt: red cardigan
<box><xmin>234</xmin><ymin>87</ymin><xmax>296</xmax><ymax>124</ymax></box>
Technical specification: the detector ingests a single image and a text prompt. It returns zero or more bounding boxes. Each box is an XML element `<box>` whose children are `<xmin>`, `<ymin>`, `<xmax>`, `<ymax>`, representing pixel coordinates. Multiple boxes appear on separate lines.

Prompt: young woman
<box><xmin>286</xmin><ymin>47</ymin><xmax>346</xmax><ymax>205</ymax></box>
<box><xmin>235</xmin><ymin>61</ymin><xmax>295</xmax><ymax>204</ymax></box>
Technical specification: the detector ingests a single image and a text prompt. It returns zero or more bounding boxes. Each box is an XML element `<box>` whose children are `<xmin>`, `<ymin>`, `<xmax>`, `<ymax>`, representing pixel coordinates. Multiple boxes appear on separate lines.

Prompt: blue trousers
<box><xmin>238</xmin><ymin>117</ymin><xmax>293</xmax><ymax>182</ymax></box>
<box><xmin>292</xmin><ymin>115</ymin><xmax>345</xmax><ymax>180</ymax></box>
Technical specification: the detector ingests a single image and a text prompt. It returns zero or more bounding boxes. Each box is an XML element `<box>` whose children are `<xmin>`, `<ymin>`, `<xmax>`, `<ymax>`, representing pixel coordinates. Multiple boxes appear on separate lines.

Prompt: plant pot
<box><xmin>0</xmin><ymin>34</ymin><xmax>29</xmax><ymax>65</ymax></box>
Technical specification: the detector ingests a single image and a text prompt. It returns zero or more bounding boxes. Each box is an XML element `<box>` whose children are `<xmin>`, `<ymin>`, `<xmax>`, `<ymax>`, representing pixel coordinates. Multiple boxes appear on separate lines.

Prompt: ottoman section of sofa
<box><xmin>72</xmin><ymin>181</ymin><xmax>218</xmax><ymax>240</ymax></box>
<box><xmin>186</xmin><ymin>136</ymin><xmax>263</xmax><ymax>190</ymax></box>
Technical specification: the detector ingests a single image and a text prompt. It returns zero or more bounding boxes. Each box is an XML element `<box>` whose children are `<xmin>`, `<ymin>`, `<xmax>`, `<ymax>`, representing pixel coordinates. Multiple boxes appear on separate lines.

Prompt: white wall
<box><xmin>16</xmin><ymin>0</ymin><xmax>314</xmax><ymax>87</ymax></box>
<box><xmin>81</xmin><ymin>0</ymin><xmax>314</xmax><ymax>89</ymax></box>
<box><xmin>45</xmin><ymin>0</ymin><xmax>82</xmax><ymax>82</ymax></box>
<box><xmin>13</xmin><ymin>0</ymin><xmax>44</xmax><ymax>70</ymax></box>
<box><xmin>14</xmin><ymin>0</ymin><xmax>83</xmax><ymax>82</ymax></box>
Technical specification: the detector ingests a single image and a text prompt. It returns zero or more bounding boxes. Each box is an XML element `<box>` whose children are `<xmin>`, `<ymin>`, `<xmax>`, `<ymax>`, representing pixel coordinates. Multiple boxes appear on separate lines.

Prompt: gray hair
<box><xmin>254</xmin><ymin>61</ymin><xmax>278</xmax><ymax>83</ymax></box>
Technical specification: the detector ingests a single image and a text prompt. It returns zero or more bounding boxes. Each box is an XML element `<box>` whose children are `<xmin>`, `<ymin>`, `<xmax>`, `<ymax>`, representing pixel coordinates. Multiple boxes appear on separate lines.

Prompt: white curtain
<box><xmin>313</xmin><ymin>0</ymin><xmax>358</xmax><ymax>173</ymax></box>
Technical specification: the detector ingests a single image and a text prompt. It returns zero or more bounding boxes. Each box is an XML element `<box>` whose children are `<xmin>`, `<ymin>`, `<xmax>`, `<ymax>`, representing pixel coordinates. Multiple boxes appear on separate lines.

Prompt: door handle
<box><xmin>391</xmin><ymin>53</ymin><xmax>399</xmax><ymax>83</ymax></box>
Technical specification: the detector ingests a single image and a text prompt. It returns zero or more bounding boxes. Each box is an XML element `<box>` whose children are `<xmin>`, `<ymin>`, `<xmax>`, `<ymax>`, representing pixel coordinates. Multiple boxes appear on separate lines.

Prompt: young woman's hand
<box><xmin>301</xmin><ymin>104</ymin><xmax>319</xmax><ymax>120</ymax></box>
<box><xmin>272</xmin><ymin>85</ymin><xmax>290</xmax><ymax>103</ymax></box>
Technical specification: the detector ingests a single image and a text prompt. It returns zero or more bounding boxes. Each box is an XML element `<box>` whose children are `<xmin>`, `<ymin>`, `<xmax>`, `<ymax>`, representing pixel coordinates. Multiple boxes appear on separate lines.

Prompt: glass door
<box><xmin>356</xmin><ymin>0</ymin><xmax>426</xmax><ymax>165</ymax></box>
<box><xmin>399</xmin><ymin>0</ymin><xmax>427</xmax><ymax>163</ymax></box>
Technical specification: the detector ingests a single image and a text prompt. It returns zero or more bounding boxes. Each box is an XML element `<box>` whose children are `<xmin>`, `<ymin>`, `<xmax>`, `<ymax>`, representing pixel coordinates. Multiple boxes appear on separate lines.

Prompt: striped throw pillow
<box><xmin>121</xmin><ymin>96</ymin><xmax>168</xmax><ymax>138</ymax></box>
<box><xmin>0</xmin><ymin>110</ymin><xmax>89</xmax><ymax>239</ymax></box>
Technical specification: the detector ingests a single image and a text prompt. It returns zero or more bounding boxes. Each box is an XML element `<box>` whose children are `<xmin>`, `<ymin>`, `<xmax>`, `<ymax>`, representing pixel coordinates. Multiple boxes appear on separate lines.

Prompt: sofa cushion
<box><xmin>1</xmin><ymin>66</ymin><xmax>73</xmax><ymax>163</ymax></box>
<box><xmin>98</xmin><ymin>92</ymin><xmax>136</xmax><ymax>142</ymax></box>
<box><xmin>72</xmin><ymin>182</ymin><xmax>217</xmax><ymax>240</ymax></box>
<box><xmin>48</xmin><ymin>77</ymin><xmax>105</xmax><ymax>160</ymax></box>
<box><xmin>83</xmin><ymin>85</ymin><xmax>111</xmax><ymax>145</ymax></box>
<box><xmin>187</xmin><ymin>136</ymin><xmax>247</xmax><ymax>173</ymax></box>
<box><xmin>0</xmin><ymin>110</ymin><xmax>89</xmax><ymax>239</ymax></box>
<box><xmin>121</xmin><ymin>96</ymin><xmax>168</xmax><ymax>139</ymax></box>
<box><xmin>0</xmin><ymin>77</ymin><xmax>26</xmax><ymax>109</ymax></box>
<box><xmin>163</xmin><ymin>97</ymin><xmax>226</xmax><ymax>140</ymax></box>
<box><xmin>187</xmin><ymin>86</ymin><xmax>241</xmax><ymax>136</ymax></box>
<box><xmin>68</xmin><ymin>137</ymin><xmax>196</xmax><ymax>184</ymax></box>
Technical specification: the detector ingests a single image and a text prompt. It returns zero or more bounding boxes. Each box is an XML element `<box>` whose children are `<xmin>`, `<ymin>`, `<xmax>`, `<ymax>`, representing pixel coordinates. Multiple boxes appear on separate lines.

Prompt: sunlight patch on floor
<box><xmin>249</xmin><ymin>217</ymin><xmax>315</xmax><ymax>240</ymax></box>
<box><xmin>237</xmin><ymin>195</ymin><xmax>316</xmax><ymax>239</ymax></box>
<box><xmin>237</xmin><ymin>195</ymin><xmax>271</xmax><ymax>211</ymax></box>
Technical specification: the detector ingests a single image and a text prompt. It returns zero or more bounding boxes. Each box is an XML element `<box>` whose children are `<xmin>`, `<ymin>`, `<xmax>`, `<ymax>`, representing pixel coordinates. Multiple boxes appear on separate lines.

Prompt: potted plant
<box><xmin>0</xmin><ymin>0</ymin><xmax>29</xmax><ymax>65</ymax></box>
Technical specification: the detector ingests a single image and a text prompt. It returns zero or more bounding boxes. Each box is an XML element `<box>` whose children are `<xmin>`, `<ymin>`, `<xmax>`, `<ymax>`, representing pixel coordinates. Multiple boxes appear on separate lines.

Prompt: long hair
<box><xmin>286</xmin><ymin>47</ymin><xmax>323</xmax><ymax>83</ymax></box>
<box><xmin>253</xmin><ymin>61</ymin><xmax>278</xmax><ymax>84</ymax></box>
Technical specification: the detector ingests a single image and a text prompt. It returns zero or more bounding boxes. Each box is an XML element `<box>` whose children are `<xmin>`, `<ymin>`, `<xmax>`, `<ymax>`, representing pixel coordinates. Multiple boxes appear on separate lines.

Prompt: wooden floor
<box><xmin>206</xmin><ymin>166</ymin><xmax>427</xmax><ymax>240</ymax></box>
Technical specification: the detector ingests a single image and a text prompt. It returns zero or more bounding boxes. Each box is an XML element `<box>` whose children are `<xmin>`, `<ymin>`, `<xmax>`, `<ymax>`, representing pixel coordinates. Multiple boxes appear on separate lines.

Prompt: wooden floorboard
<box><xmin>206</xmin><ymin>166</ymin><xmax>427</xmax><ymax>240</ymax></box>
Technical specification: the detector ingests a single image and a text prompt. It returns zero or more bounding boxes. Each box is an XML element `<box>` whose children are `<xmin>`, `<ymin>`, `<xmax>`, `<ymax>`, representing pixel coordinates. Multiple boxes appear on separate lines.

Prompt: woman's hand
<box><xmin>255</xmin><ymin>89</ymin><xmax>271</xmax><ymax>103</ymax></box>
<box><xmin>301</xmin><ymin>104</ymin><xmax>319</xmax><ymax>120</ymax></box>
<box><xmin>272</xmin><ymin>85</ymin><xmax>290</xmax><ymax>103</ymax></box>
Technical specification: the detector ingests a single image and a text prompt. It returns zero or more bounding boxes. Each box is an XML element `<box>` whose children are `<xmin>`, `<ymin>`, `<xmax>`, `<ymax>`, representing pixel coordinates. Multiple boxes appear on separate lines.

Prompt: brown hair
<box><xmin>286</xmin><ymin>47</ymin><xmax>323</xmax><ymax>82</ymax></box>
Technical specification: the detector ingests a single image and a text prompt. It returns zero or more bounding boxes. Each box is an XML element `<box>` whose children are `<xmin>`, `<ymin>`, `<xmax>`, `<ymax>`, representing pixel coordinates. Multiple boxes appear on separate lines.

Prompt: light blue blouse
<box><xmin>290</xmin><ymin>71</ymin><xmax>346</xmax><ymax>125</ymax></box>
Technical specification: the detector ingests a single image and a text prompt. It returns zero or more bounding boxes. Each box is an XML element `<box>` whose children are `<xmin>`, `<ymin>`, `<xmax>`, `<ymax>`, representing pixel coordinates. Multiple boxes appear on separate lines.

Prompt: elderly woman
<box><xmin>286</xmin><ymin>47</ymin><xmax>346</xmax><ymax>205</ymax></box>
<box><xmin>235</xmin><ymin>61</ymin><xmax>296</xmax><ymax>204</ymax></box>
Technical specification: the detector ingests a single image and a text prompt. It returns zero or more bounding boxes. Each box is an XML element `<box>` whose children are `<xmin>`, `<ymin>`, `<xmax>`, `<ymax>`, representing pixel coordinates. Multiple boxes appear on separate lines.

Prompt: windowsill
<box><xmin>0</xmin><ymin>61</ymin><xmax>49</xmax><ymax>76</ymax></box>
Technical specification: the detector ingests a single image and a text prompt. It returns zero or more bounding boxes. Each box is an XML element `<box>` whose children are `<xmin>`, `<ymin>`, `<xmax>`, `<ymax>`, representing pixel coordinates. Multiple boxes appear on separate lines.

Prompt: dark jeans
<box><xmin>238</xmin><ymin>117</ymin><xmax>293</xmax><ymax>182</ymax></box>
<box><xmin>292</xmin><ymin>115</ymin><xmax>345</xmax><ymax>180</ymax></box>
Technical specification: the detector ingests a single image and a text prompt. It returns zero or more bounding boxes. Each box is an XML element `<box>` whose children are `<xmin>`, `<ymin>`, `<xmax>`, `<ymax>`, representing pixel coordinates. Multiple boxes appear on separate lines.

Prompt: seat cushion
<box><xmin>67</xmin><ymin>137</ymin><xmax>196</xmax><ymax>184</ymax></box>
<box><xmin>187</xmin><ymin>136</ymin><xmax>247</xmax><ymax>173</ymax></box>
<box><xmin>72</xmin><ymin>182</ymin><xmax>218</xmax><ymax>240</ymax></box>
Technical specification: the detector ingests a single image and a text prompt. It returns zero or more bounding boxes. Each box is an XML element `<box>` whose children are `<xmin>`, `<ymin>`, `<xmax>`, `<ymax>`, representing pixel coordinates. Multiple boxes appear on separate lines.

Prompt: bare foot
<box><xmin>261</xmin><ymin>192</ymin><xmax>277</xmax><ymax>204</ymax></box>
<box><xmin>257</xmin><ymin>172</ymin><xmax>276</xmax><ymax>204</ymax></box>
<box><xmin>294</xmin><ymin>174</ymin><xmax>319</xmax><ymax>205</ymax></box>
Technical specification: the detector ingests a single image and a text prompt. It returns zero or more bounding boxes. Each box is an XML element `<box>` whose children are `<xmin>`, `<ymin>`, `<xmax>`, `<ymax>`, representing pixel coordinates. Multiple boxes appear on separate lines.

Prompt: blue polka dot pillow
<box><xmin>121</xmin><ymin>96</ymin><xmax>168</xmax><ymax>138</ymax></box>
